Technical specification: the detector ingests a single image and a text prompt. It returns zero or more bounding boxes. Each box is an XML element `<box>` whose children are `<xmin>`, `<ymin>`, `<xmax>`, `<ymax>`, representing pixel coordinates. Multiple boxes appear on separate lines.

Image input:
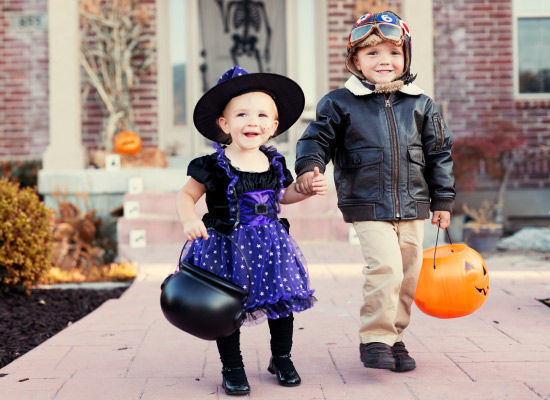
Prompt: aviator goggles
<box><xmin>349</xmin><ymin>22</ymin><xmax>404</xmax><ymax>48</ymax></box>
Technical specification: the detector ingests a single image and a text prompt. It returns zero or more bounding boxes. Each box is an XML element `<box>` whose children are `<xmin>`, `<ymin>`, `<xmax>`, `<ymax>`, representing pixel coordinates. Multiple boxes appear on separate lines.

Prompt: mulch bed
<box><xmin>0</xmin><ymin>287</ymin><xmax>127</xmax><ymax>369</ymax></box>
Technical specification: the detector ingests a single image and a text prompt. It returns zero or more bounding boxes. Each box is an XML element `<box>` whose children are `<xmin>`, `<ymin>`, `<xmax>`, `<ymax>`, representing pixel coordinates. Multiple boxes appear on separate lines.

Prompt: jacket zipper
<box><xmin>436</xmin><ymin>115</ymin><xmax>445</xmax><ymax>149</ymax></box>
<box><xmin>385</xmin><ymin>94</ymin><xmax>400</xmax><ymax>218</ymax></box>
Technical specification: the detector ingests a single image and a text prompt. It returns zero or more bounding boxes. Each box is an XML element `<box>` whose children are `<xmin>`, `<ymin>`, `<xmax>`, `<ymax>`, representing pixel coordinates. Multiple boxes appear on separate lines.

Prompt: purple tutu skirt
<box><xmin>179</xmin><ymin>221</ymin><xmax>316</xmax><ymax>324</ymax></box>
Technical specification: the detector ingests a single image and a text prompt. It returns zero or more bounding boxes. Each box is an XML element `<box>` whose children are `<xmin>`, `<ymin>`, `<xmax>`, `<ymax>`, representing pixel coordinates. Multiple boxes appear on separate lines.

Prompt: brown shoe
<box><xmin>390</xmin><ymin>341</ymin><xmax>416</xmax><ymax>372</ymax></box>
<box><xmin>359</xmin><ymin>342</ymin><xmax>396</xmax><ymax>369</ymax></box>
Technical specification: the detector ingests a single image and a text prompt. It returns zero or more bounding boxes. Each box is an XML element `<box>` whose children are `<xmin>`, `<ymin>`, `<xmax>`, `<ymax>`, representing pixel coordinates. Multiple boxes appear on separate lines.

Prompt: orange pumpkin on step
<box><xmin>114</xmin><ymin>131</ymin><xmax>142</xmax><ymax>155</ymax></box>
<box><xmin>414</xmin><ymin>244</ymin><xmax>489</xmax><ymax>318</ymax></box>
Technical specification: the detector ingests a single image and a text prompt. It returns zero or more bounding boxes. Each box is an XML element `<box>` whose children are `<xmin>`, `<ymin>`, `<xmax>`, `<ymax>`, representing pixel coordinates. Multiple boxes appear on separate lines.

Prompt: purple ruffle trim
<box><xmin>212</xmin><ymin>143</ymin><xmax>240</xmax><ymax>226</ymax></box>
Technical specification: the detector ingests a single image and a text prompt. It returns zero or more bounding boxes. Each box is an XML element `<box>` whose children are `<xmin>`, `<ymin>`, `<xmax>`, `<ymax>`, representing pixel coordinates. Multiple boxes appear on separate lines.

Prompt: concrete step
<box><xmin>117</xmin><ymin>212</ymin><xmax>350</xmax><ymax>244</ymax></box>
<box><xmin>117</xmin><ymin>218</ymin><xmax>447</xmax><ymax>265</ymax></box>
<box><xmin>122</xmin><ymin>190</ymin><xmax>339</xmax><ymax>216</ymax></box>
<box><xmin>116</xmin><ymin>213</ymin><xmax>351</xmax><ymax>262</ymax></box>
<box><xmin>122</xmin><ymin>192</ymin><xmax>208</xmax><ymax>215</ymax></box>
<box><xmin>117</xmin><ymin>214</ymin><xmax>184</xmax><ymax>245</ymax></box>
<box><xmin>117</xmin><ymin>189</ymin><xmax>352</xmax><ymax>262</ymax></box>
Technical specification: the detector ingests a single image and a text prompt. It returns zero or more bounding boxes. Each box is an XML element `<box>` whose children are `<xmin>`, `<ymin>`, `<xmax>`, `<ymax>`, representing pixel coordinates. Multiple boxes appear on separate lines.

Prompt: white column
<box><xmin>401</xmin><ymin>0</ymin><xmax>434</xmax><ymax>98</ymax></box>
<box><xmin>42</xmin><ymin>0</ymin><xmax>86</xmax><ymax>169</ymax></box>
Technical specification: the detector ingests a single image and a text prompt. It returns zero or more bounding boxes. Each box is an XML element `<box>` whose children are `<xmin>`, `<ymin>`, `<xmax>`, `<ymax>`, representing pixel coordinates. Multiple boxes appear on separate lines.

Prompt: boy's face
<box><xmin>353</xmin><ymin>41</ymin><xmax>405</xmax><ymax>84</ymax></box>
<box><xmin>218</xmin><ymin>91</ymin><xmax>279</xmax><ymax>150</ymax></box>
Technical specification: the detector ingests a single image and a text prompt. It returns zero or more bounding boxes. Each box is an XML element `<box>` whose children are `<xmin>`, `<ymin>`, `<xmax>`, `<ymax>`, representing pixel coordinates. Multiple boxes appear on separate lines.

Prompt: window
<box><xmin>514</xmin><ymin>0</ymin><xmax>550</xmax><ymax>97</ymax></box>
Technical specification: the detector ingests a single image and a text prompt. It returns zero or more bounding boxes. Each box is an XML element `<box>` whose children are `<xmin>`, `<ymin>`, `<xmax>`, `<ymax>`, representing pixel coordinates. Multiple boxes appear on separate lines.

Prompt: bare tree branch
<box><xmin>80</xmin><ymin>0</ymin><xmax>155</xmax><ymax>150</ymax></box>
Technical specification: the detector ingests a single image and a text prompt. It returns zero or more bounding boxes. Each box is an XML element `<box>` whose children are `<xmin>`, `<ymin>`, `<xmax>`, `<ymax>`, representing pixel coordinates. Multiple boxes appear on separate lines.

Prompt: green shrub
<box><xmin>0</xmin><ymin>178</ymin><xmax>53</xmax><ymax>291</ymax></box>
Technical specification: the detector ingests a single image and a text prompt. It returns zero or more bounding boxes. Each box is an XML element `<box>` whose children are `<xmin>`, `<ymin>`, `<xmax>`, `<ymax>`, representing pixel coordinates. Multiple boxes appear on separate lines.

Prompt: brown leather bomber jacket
<box><xmin>295</xmin><ymin>76</ymin><xmax>455</xmax><ymax>223</ymax></box>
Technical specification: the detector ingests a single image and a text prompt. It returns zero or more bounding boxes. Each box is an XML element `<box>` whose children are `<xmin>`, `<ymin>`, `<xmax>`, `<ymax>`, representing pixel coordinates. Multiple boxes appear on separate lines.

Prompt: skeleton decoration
<box><xmin>216</xmin><ymin>0</ymin><xmax>272</xmax><ymax>72</ymax></box>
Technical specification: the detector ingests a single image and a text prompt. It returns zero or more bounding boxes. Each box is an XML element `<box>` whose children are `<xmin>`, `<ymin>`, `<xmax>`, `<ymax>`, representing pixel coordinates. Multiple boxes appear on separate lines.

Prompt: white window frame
<box><xmin>156</xmin><ymin>0</ymin><xmax>201</xmax><ymax>157</ymax></box>
<box><xmin>156</xmin><ymin>0</ymin><xmax>328</xmax><ymax>158</ymax></box>
<box><xmin>512</xmin><ymin>1</ymin><xmax>550</xmax><ymax>99</ymax></box>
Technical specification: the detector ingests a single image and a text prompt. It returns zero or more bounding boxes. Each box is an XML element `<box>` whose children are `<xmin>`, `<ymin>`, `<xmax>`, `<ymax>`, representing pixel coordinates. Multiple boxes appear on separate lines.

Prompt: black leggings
<box><xmin>216</xmin><ymin>313</ymin><xmax>294</xmax><ymax>368</ymax></box>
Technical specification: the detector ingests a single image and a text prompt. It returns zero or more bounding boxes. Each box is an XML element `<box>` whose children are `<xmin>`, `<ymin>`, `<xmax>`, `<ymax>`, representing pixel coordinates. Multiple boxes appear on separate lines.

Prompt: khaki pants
<box><xmin>353</xmin><ymin>220</ymin><xmax>424</xmax><ymax>346</ymax></box>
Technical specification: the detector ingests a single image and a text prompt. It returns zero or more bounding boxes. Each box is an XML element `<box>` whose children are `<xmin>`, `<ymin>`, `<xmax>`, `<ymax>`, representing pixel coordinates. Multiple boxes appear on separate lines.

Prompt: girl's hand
<box><xmin>432</xmin><ymin>211</ymin><xmax>451</xmax><ymax>229</ymax></box>
<box><xmin>311</xmin><ymin>167</ymin><xmax>328</xmax><ymax>195</ymax></box>
<box><xmin>183</xmin><ymin>219</ymin><xmax>209</xmax><ymax>241</ymax></box>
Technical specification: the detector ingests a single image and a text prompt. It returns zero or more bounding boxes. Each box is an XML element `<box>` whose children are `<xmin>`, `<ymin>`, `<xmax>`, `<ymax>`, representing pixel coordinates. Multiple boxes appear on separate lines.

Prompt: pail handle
<box><xmin>432</xmin><ymin>220</ymin><xmax>454</xmax><ymax>269</ymax></box>
<box><xmin>178</xmin><ymin>228</ymin><xmax>253</xmax><ymax>301</ymax></box>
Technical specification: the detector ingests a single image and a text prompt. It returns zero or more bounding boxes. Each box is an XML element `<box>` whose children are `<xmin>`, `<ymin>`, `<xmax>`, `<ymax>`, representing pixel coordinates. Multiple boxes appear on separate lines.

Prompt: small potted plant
<box><xmin>452</xmin><ymin>126</ymin><xmax>550</xmax><ymax>252</ymax></box>
<box><xmin>451</xmin><ymin>132</ymin><xmax>525</xmax><ymax>252</ymax></box>
<box><xmin>461</xmin><ymin>200</ymin><xmax>503</xmax><ymax>252</ymax></box>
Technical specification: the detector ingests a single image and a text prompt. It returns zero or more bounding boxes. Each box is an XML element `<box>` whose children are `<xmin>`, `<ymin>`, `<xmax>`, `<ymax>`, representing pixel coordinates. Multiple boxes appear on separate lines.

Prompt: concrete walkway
<box><xmin>1</xmin><ymin>243</ymin><xmax>550</xmax><ymax>400</ymax></box>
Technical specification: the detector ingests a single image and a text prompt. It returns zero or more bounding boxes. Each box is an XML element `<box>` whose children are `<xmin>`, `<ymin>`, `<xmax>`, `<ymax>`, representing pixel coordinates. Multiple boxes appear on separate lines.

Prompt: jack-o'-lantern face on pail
<box><xmin>465</xmin><ymin>257</ymin><xmax>489</xmax><ymax>298</ymax></box>
<box><xmin>414</xmin><ymin>244</ymin><xmax>489</xmax><ymax>318</ymax></box>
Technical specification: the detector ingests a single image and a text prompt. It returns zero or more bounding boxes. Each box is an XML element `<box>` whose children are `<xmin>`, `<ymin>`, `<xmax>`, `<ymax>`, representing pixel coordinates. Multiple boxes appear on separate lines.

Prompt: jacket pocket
<box><xmin>338</xmin><ymin>148</ymin><xmax>382</xmax><ymax>168</ymax></box>
<box><xmin>335</xmin><ymin>148</ymin><xmax>383</xmax><ymax>200</ymax></box>
<box><xmin>407</xmin><ymin>148</ymin><xmax>429</xmax><ymax>200</ymax></box>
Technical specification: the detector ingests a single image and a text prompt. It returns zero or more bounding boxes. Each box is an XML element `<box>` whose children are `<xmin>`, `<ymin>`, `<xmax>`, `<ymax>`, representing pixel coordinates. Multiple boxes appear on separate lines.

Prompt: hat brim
<box><xmin>193</xmin><ymin>73</ymin><xmax>305</xmax><ymax>144</ymax></box>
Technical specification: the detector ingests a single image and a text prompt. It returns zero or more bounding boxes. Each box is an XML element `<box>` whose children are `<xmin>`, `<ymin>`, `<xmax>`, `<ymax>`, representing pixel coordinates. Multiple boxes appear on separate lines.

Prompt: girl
<box><xmin>176</xmin><ymin>66</ymin><xmax>327</xmax><ymax>395</ymax></box>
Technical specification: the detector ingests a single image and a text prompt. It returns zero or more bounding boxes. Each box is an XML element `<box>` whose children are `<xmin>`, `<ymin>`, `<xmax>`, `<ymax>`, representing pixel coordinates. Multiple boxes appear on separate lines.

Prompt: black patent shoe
<box><xmin>221</xmin><ymin>367</ymin><xmax>250</xmax><ymax>395</ymax></box>
<box><xmin>267</xmin><ymin>353</ymin><xmax>301</xmax><ymax>387</ymax></box>
<box><xmin>359</xmin><ymin>342</ymin><xmax>396</xmax><ymax>369</ymax></box>
<box><xmin>390</xmin><ymin>341</ymin><xmax>416</xmax><ymax>372</ymax></box>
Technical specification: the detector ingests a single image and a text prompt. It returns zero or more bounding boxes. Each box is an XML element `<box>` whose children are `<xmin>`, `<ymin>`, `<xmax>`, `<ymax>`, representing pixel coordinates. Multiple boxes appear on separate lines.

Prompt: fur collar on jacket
<box><xmin>344</xmin><ymin>75</ymin><xmax>424</xmax><ymax>96</ymax></box>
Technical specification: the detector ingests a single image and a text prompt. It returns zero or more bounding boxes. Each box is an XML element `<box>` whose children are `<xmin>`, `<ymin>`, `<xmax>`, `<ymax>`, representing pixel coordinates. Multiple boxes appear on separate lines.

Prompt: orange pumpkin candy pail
<box><xmin>414</xmin><ymin>243</ymin><xmax>489</xmax><ymax>319</ymax></box>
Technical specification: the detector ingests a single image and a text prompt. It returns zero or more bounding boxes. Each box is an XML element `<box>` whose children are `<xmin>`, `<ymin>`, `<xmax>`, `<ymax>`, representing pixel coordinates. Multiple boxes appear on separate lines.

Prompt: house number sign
<box><xmin>9</xmin><ymin>13</ymin><xmax>48</xmax><ymax>32</ymax></box>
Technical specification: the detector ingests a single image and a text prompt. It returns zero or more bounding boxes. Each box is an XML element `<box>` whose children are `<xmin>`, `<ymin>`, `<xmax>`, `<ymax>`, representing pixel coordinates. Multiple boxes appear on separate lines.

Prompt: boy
<box><xmin>294</xmin><ymin>11</ymin><xmax>455</xmax><ymax>372</ymax></box>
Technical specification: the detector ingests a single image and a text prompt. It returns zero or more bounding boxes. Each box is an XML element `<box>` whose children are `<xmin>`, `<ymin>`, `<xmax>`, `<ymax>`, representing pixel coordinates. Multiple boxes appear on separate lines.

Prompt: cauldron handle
<box><xmin>177</xmin><ymin>228</ymin><xmax>253</xmax><ymax>302</ymax></box>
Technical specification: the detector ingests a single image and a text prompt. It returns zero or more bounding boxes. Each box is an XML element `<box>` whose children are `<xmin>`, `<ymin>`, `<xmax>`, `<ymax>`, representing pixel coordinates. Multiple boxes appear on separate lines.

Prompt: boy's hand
<box><xmin>432</xmin><ymin>211</ymin><xmax>451</xmax><ymax>229</ymax></box>
<box><xmin>311</xmin><ymin>167</ymin><xmax>328</xmax><ymax>195</ymax></box>
<box><xmin>296</xmin><ymin>171</ymin><xmax>315</xmax><ymax>195</ymax></box>
<box><xmin>183</xmin><ymin>219</ymin><xmax>209</xmax><ymax>241</ymax></box>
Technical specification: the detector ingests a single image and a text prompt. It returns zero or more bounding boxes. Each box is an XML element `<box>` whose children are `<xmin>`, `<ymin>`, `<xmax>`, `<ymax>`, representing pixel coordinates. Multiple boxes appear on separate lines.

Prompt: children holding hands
<box><xmin>175</xmin><ymin>11</ymin><xmax>455</xmax><ymax>394</ymax></box>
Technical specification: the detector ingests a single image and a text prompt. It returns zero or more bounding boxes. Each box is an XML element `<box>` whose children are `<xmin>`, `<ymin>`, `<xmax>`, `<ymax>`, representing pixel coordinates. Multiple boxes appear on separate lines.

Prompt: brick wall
<box><xmin>327</xmin><ymin>0</ymin><xmax>402</xmax><ymax>91</ymax></box>
<box><xmin>3</xmin><ymin>0</ymin><xmax>548</xmax><ymax>191</ymax></box>
<box><xmin>433</xmin><ymin>0</ymin><xmax>550</xmax><ymax>190</ymax></box>
<box><xmin>0</xmin><ymin>0</ymin><xmax>49</xmax><ymax>160</ymax></box>
<box><xmin>0</xmin><ymin>0</ymin><xmax>159</xmax><ymax>161</ymax></box>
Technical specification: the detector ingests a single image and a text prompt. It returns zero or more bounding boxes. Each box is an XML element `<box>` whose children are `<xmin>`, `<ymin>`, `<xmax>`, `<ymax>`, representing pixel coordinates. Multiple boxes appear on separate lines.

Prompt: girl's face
<box><xmin>218</xmin><ymin>91</ymin><xmax>279</xmax><ymax>151</ymax></box>
<box><xmin>353</xmin><ymin>41</ymin><xmax>405</xmax><ymax>84</ymax></box>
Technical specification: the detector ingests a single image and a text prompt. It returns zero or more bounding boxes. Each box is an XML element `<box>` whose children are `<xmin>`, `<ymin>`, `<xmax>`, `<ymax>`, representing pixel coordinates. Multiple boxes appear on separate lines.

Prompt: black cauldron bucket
<box><xmin>160</xmin><ymin>260</ymin><xmax>248</xmax><ymax>341</ymax></box>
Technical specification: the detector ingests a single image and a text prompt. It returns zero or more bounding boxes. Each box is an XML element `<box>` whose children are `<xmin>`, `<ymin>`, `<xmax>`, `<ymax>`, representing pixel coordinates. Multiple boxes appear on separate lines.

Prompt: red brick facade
<box><xmin>433</xmin><ymin>0</ymin><xmax>550</xmax><ymax>190</ymax></box>
<box><xmin>0</xmin><ymin>0</ymin><xmax>49</xmax><ymax>159</ymax></box>
<box><xmin>0</xmin><ymin>0</ymin><xmax>158</xmax><ymax>160</ymax></box>
<box><xmin>1</xmin><ymin>0</ymin><xmax>548</xmax><ymax>193</ymax></box>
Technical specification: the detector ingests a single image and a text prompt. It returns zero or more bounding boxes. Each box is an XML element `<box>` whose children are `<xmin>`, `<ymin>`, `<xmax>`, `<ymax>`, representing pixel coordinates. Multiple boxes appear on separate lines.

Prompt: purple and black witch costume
<box><xmin>179</xmin><ymin>143</ymin><xmax>316</xmax><ymax>323</ymax></box>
